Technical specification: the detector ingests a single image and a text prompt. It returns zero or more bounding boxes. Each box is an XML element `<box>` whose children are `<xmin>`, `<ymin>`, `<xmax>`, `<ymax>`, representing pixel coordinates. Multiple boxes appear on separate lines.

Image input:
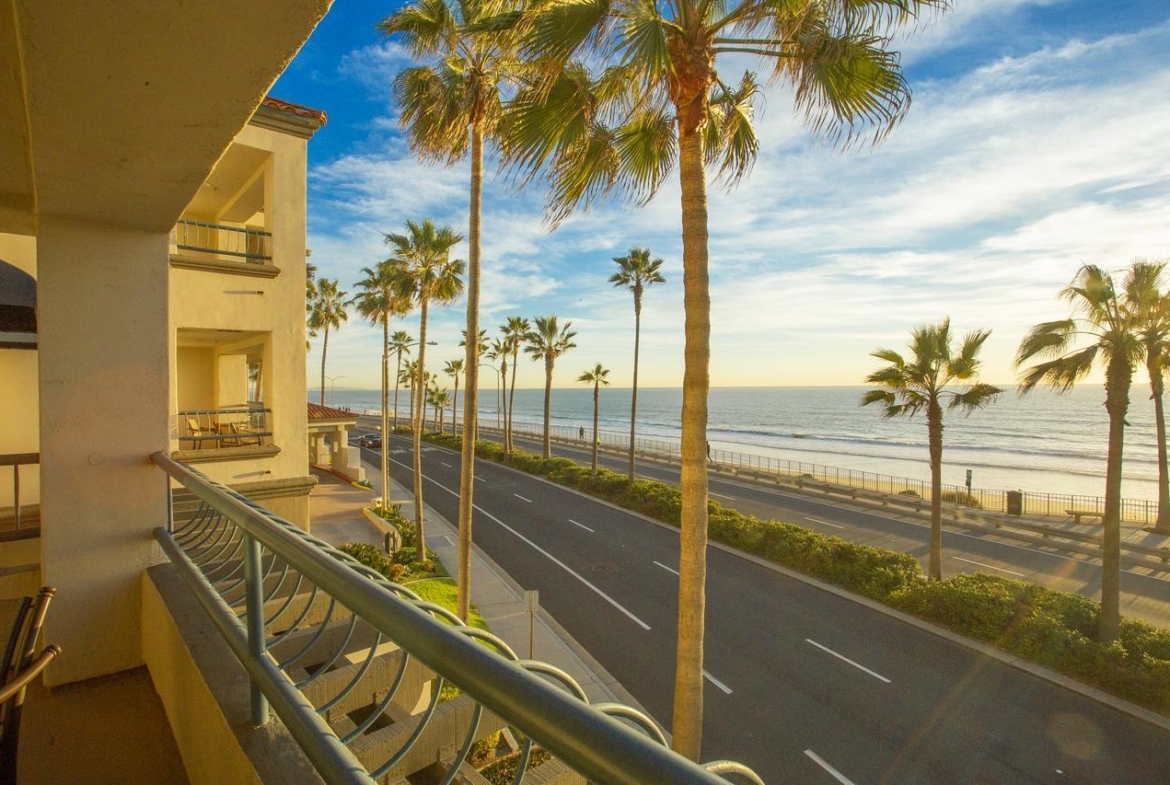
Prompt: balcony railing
<box><xmin>0</xmin><ymin>452</ymin><xmax>39</xmax><ymax>541</ymax></box>
<box><xmin>177</xmin><ymin>407</ymin><xmax>272</xmax><ymax>450</ymax></box>
<box><xmin>172</xmin><ymin>219</ymin><xmax>272</xmax><ymax>264</ymax></box>
<box><xmin>151</xmin><ymin>452</ymin><xmax>761</xmax><ymax>784</ymax></box>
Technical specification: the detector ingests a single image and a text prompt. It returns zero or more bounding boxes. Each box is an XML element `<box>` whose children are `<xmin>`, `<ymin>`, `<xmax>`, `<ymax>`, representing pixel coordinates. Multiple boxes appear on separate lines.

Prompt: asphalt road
<box><xmin>357</xmin><ymin>431</ymin><xmax>1170</xmax><ymax>783</ymax></box>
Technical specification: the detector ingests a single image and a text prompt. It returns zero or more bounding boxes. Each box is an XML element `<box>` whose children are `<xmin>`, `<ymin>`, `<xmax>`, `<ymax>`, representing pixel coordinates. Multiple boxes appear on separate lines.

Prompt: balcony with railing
<box><xmin>0</xmin><ymin>453</ymin><xmax>39</xmax><ymax>542</ymax></box>
<box><xmin>169</xmin><ymin>219</ymin><xmax>279</xmax><ymax>277</ymax></box>
<box><xmin>143</xmin><ymin>453</ymin><xmax>761</xmax><ymax>784</ymax></box>
<box><xmin>174</xmin><ymin>407</ymin><xmax>277</xmax><ymax>462</ymax></box>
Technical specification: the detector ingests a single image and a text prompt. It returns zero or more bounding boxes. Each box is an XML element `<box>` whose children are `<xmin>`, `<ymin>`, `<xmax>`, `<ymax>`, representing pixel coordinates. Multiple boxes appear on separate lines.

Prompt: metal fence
<box><xmin>172</xmin><ymin>219</ymin><xmax>272</xmax><ymax>264</ymax></box>
<box><xmin>151</xmin><ymin>452</ymin><xmax>760</xmax><ymax>783</ymax></box>
<box><xmin>177</xmin><ymin>407</ymin><xmax>272</xmax><ymax>450</ymax></box>
<box><xmin>0</xmin><ymin>452</ymin><xmax>39</xmax><ymax>541</ymax></box>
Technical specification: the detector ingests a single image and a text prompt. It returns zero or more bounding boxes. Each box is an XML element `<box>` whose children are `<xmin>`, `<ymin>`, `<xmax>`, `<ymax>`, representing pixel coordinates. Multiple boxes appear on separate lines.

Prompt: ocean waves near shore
<box><xmin>325</xmin><ymin>385</ymin><xmax>1160</xmax><ymax>500</ymax></box>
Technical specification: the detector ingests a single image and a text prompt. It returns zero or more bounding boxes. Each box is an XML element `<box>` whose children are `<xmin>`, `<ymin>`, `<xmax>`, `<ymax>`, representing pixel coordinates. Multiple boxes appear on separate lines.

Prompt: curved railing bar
<box><xmin>314</xmin><ymin>631</ymin><xmax>383</xmax><ymax>716</ymax></box>
<box><xmin>439</xmin><ymin>703</ymin><xmax>484</xmax><ymax>785</ymax></box>
<box><xmin>297</xmin><ymin>613</ymin><xmax>359</xmax><ymax>689</ymax></box>
<box><xmin>592</xmin><ymin>703</ymin><xmax>668</xmax><ymax>747</ymax></box>
<box><xmin>703</xmin><ymin>760</ymin><xmax>767</xmax><ymax>784</ymax></box>
<box><xmin>264</xmin><ymin>571</ymin><xmax>305</xmax><ymax>630</ymax></box>
<box><xmin>509</xmin><ymin>738</ymin><xmax>533</xmax><ymax>785</ymax></box>
<box><xmin>515</xmin><ymin>661</ymin><xmax>588</xmax><ymax>703</ymax></box>
<box><xmin>339</xmin><ymin>649</ymin><xmax>411</xmax><ymax>744</ymax></box>
<box><xmin>268</xmin><ymin>584</ymin><xmax>321</xmax><ymax>646</ymax></box>
<box><xmin>278</xmin><ymin>597</ymin><xmax>337</xmax><ymax>670</ymax></box>
<box><xmin>370</xmin><ymin>676</ymin><xmax>446</xmax><ymax>780</ymax></box>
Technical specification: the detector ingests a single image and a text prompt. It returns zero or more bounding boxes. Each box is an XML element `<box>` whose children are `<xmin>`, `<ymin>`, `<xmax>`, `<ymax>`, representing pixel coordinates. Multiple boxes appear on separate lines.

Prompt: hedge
<box><xmin>422</xmin><ymin>432</ymin><xmax>1170</xmax><ymax>715</ymax></box>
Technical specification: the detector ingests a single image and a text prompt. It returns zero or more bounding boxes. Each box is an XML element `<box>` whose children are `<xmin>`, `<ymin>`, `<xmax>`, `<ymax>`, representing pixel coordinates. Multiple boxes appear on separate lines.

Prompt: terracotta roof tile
<box><xmin>261</xmin><ymin>96</ymin><xmax>327</xmax><ymax>126</ymax></box>
<box><xmin>307</xmin><ymin>402</ymin><xmax>359</xmax><ymax>421</ymax></box>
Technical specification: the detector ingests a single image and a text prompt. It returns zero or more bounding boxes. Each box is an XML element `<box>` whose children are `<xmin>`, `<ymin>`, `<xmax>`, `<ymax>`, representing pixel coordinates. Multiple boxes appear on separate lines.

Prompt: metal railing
<box><xmin>1</xmin><ymin>453</ymin><xmax>40</xmax><ymax>541</ymax></box>
<box><xmin>177</xmin><ymin>407</ymin><xmax>272</xmax><ymax>450</ymax></box>
<box><xmin>171</xmin><ymin>219</ymin><xmax>272</xmax><ymax>264</ymax></box>
<box><xmin>152</xmin><ymin>453</ymin><xmax>760</xmax><ymax>784</ymax></box>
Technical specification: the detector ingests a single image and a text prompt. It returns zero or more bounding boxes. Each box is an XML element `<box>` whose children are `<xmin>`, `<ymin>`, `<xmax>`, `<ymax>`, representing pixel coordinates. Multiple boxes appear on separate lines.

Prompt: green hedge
<box><xmin>423</xmin><ymin>432</ymin><xmax>1170</xmax><ymax>715</ymax></box>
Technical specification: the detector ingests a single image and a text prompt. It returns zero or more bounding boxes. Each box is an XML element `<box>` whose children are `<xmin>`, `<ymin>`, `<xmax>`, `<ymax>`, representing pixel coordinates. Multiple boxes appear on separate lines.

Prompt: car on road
<box><xmin>357</xmin><ymin>434</ymin><xmax>382</xmax><ymax>449</ymax></box>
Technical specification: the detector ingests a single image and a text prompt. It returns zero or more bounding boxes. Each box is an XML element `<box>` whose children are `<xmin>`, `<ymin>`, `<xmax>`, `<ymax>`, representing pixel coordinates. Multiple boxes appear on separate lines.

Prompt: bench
<box><xmin>1066</xmin><ymin>509</ymin><xmax>1103</xmax><ymax>525</ymax></box>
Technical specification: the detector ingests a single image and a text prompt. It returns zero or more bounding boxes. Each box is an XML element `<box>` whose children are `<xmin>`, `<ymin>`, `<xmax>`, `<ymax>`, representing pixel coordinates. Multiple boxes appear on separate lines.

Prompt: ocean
<box><xmin>320</xmin><ymin>384</ymin><xmax>1163</xmax><ymax>501</ymax></box>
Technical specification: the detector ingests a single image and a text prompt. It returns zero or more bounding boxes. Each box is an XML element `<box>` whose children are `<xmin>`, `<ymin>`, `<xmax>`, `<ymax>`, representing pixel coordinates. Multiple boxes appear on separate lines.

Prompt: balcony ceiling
<box><xmin>0</xmin><ymin>0</ymin><xmax>330</xmax><ymax>237</ymax></box>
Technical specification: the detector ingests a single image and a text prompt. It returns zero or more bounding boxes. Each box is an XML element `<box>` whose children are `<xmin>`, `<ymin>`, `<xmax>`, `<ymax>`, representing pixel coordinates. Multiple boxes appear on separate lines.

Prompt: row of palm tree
<box><xmin>866</xmin><ymin>259</ymin><xmax>1170</xmax><ymax>647</ymax></box>
<box><xmin>370</xmin><ymin>0</ymin><xmax>944</xmax><ymax>757</ymax></box>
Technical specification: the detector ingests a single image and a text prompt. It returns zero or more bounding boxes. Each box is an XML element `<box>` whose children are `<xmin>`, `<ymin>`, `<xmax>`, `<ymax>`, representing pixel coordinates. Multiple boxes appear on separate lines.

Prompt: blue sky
<box><xmin>277</xmin><ymin>1</ymin><xmax>1170</xmax><ymax>391</ymax></box>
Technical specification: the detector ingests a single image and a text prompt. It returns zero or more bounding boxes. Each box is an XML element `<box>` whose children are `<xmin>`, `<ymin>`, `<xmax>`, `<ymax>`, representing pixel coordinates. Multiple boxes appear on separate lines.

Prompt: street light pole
<box><xmin>478</xmin><ymin>362</ymin><xmax>502</xmax><ymax>431</ymax></box>
<box><xmin>325</xmin><ymin>375</ymin><xmax>346</xmax><ymax>408</ymax></box>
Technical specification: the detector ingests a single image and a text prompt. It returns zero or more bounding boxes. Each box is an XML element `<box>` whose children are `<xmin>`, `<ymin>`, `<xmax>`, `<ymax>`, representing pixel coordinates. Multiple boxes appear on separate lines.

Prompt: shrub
<box><xmin>898</xmin><ymin>489</ymin><xmax>922</xmax><ymax>498</ymax></box>
<box><xmin>339</xmin><ymin>542</ymin><xmax>400</xmax><ymax>582</ymax></box>
<box><xmin>941</xmin><ymin>490</ymin><xmax>982</xmax><ymax>508</ymax></box>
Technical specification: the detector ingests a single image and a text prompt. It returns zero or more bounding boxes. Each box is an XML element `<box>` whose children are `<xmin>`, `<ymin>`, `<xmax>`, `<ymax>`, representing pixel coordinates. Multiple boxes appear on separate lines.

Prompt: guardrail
<box><xmin>177</xmin><ymin>407</ymin><xmax>272</xmax><ymax>449</ymax></box>
<box><xmin>151</xmin><ymin>452</ymin><xmax>760</xmax><ymax>784</ymax></box>
<box><xmin>1</xmin><ymin>452</ymin><xmax>40</xmax><ymax>541</ymax></box>
<box><xmin>171</xmin><ymin>219</ymin><xmax>272</xmax><ymax>264</ymax></box>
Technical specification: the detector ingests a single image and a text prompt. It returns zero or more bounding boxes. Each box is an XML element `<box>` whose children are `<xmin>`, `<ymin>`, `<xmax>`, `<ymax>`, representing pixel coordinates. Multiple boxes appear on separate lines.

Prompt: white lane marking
<box><xmin>805</xmin><ymin>516</ymin><xmax>845</xmax><ymax>529</ymax></box>
<box><xmin>954</xmin><ymin>556</ymin><xmax>1025</xmax><ymax>577</ymax></box>
<box><xmin>474</xmin><ymin>476</ymin><xmax>486</xmax><ymax>483</ymax></box>
<box><xmin>406</xmin><ymin>465</ymin><xmax>651</xmax><ymax>631</ymax></box>
<box><xmin>804</xmin><ymin>750</ymin><xmax>856</xmax><ymax>785</ymax></box>
<box><xmin>568</xmin><ymin>519</ymin><xmax>595</xmax><ymax>533</ymax></box>
<box><xmin>805</xmin><ymin>639</ymin><xmax>891</xmax><ymax>683</ymax></box>
<box><xmin>514</xmin><ymin>494</ymin><xmax>532</xmax><ymax>503</ymax></box>
<box><xmin>709</xmin><ymin>491</ymin><xmax>736</xmax><ymax>500</ymax></box>
<box><xmin>703</xmin><ymin>670</ymin><xmax>732</xmax><ymax>694</ymax></box>
<box><xmin>440</xmin><ymin>462</ymin><xmax>452</xmax><ymax>468</ymax></box>
<box><xmin>650</xmin><ymin>559</ymin><xmax>678</xmax><ymax>577</ymax></box>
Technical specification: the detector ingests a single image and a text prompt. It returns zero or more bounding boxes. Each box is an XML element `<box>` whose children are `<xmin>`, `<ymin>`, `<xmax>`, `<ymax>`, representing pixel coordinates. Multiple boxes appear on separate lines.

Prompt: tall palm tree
<box><xmin>610</xmin><ymin>248</ymin><xmax>666</xmax><ymax>479</ymax></box>
<box><xmin>1018</xmin><ymin>265</ymin><xmax>1144</xmax><ymax>643</ymax></box>
<box><xmin>1124</xmin><ymin>260</ymin><xmax>1170</xmax><ymax>533</ymax></box>
<box><xmin>525</xmin><ymin>315</ymin><xmax>577</xmax><ymax>459</ymax></box>
<box><xmin>502</xmin><ymin>316</ymin><xmax>530</xmax><ymax>453</ymax></box>
<box><xmin>386</xmin><ymin>219</ymin><xmax>465</xmax><ymax>551</ymax></box>
<box><xmin>308</xmin><ymin>278</ymin><xmax>348</xmax><ymax>406</ymax></box>
<box><xmin>389</xmin><ymin>330</ymin><xmax>415</xmax><ymax>430</ymax></box>
<box><xmin>306</xmin><ymin>261</ymin><xmax>319</xmax><ymax>350</ymax></box>
<box><xmin>578</xmin><ymin>363</ymin><xmax>611</xmax><ymax>474</ymax></box>
<box><xmin>488</xmin><ymin>336</ymin><xmax>511</xmax><ymax>437</ymax></box>
<box><xmin>504</xmin><ymin>0</ymin><xmax>944</xmax><ymax>757</ymax></box>
<box><xmin>445</xmin><ymin>358</ymin><xmax>465</xmax><ymax>436</ymax></box>
<box><xmin>381</xmin><ymin>0</ymin><xmax>522</xmax><ymax>625</ymax></box>
<box><xmin>862</xmin><ymin>320</ymin><xmax>1000</xmax><ymax>581</ymax></box>
<box><xmin>353</xmin><ymin>261</ymin><xmax>414</xmax><ymax>508</ymax></box>
<box><xmin>461</xmin><ymin>328</ymin><xmax>491</xmax><ymax>438</ymax></box>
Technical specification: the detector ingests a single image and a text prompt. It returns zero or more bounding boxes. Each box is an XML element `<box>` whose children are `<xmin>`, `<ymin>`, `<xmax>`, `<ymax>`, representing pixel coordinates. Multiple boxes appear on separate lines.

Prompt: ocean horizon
<box><xmin>316</xmin><ymin>384</ymin><xmax>1163</xmax><ymax>502</ymax></box>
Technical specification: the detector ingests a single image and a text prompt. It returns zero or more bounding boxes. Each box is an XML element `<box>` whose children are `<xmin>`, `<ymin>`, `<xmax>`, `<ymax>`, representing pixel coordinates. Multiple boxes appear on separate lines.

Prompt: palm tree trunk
<box><xmin>320</xmin><ymin>325</ymin><xmax>329</xmax><ymax>406</ymax></box>
<box><xmin>500</xmin><ymin>358</ymin><xmax>509</xmax><ymax>447</ymax></box>
<box><xmin>927</xmin><ymin>399</ymin><xmax>943</xmax><ymax>581</ymax></box>
<box><xmin>456</xmin><ymin>123</ymin><xmax>483</xmax><ymax>622</ymax></box>
<box><xmin>509</xmin><ymin>346</ymin><xmax>521</xmax><ymax>453</ymax></box>
<box><xmin>413</xmin><ymin>300</ymin><xmax>429</xmax><ymax>549</ymax></box>
<box><xmin>543</xmin><ymin>357</ymin><xmax>553</xmax><ymax>459</ymax></box>
<box><xmin>671</xmin><ymin>119</ymin><xmax>710</xmax><ymax>763</ymax></box>
<box><xmin>629</xmin><ymin>290</ymin><xmax>642</xmax><ymax>479</ymax></box>
<box><xmin>1150</xmin><ymin>355</ymin><xmax>1170</xmax><ymax>532</ymax></box>
<box><xmin>381</xmin><ymin>321</ymin><xmax>391</xmax><ymax>509</ymax></box>
<box><xmin>1100</xmin><ymin>358</ymin><xmax>1131</xmax><ymax>642</ymax></box>
<box><xmin>592</xmin><ymin>381</ymin><xmax>600</xmax><ymax>474</ymax></box>
<box><xmin>394</xmin><ymin>350</ymin><xmax>403</xmax><ymax>430</ymax></box>
<box><xmin>452</xmin><ymin>379</ymin><xmax>460</xmax><ymax>437</ymax></box>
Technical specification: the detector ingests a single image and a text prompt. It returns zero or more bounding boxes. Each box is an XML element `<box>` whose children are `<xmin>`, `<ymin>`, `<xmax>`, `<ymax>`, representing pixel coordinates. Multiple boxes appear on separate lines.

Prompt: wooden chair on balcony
<box><xmin>1</xmin><ymin>587</ymin><xmax>60</xmax><ymax>784</ymax></box>
<box><xmin>186</xmin><ymin>417</ymin><xmax>215</xmax><ymax>449</ymax></box>
<box><xmin>228</xmin><ymin>422</ymin><xmax>262</xmax><ymax>447</ymax></box>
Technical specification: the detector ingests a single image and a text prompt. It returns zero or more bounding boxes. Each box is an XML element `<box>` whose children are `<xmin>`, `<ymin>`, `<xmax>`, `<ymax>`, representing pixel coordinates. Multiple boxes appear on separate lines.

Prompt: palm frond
<box><xmin>947</xmin><ymin>382</ymin><xmax>1002</xmax><ymax>415</ymax></box>
<box><xmin>614</xmin><ymin>108</ymin><xmax>677</xmax><ymax>204</ymax></box>
<box><xmin>704</xmin><ymin>72</ymin><xmax>762</xmax><ymax>186</ymax></box>
<box><xmin>1015</xmin><ymin>319</ymin><xmax>1077</xmax><ymax>364</ymax></box>
<box><xmin>379</xmin><ymin>0</ymin><xmax>459</xmax><ymax>57</ymax></box>
<box><xmin>1017</xmin><ymin>345</ymin><xmax>1098</xmax><ymax>394</ymax></box>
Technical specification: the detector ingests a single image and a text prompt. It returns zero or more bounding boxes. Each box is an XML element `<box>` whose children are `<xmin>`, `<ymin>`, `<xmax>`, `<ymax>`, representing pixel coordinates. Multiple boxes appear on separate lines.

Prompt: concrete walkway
<box><xmin>309</xmin><ymin>463</ymin><xmax>643</xmax><ymax>710</ymax></box>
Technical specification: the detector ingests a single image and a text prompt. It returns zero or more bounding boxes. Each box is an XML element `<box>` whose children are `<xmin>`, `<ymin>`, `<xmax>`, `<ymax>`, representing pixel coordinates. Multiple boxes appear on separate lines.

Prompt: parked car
<box><xmin>357</xmin><ymin>434</ymin><xmax>382</xmax><ymax>449</ymax></box>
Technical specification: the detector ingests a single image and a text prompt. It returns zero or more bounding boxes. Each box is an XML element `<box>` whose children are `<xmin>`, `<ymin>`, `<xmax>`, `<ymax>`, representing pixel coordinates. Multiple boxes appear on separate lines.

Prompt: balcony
<box><xmin>0</xmin><ymin>453</ymin><xmax>39</xmax><ymax>542</ymax></box>
<box><xmin>169</xmin><ymin>219</ymin><xmax>280</xmax><ymax>278</ymax></box>
<box><xmin>173</xmin><ymin>407</ymin><xmax>278</xmax><ymax>463</ymax></box>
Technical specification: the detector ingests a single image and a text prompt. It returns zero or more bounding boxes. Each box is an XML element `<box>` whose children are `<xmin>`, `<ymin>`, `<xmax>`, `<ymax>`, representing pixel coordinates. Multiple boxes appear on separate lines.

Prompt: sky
<box><xmin>275</xmin><ymin>1</ymin><xmax>1170</xmax><ymax>392</ymax></box>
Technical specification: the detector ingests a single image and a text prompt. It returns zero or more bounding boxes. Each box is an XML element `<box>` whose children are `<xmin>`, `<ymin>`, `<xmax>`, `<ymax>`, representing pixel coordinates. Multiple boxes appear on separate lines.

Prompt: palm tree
<box><xmin>386</xmin><ymin>219</ymin><xmax>465</xmax><ymax>551</ymax></box>
<box><xmin>610</xmin><ymin>248</ymin><xmax>666</xmax><ymax>479</ymax></box>
<box><xmin>1018</xmin><ymin>265</ymin><xmax>1144</xmax><ymax>643</ymax></box>
<box><xmin>381</xmin><ymin>0</ymin><xmax>522</xmax><ymax>625</ymax></box>
<box><xmin>445</xmin><ymin>358</ymin><xmax>465</xmax><ymax>436</ymax></box>
<box><xmin>389</xmin><ymin>330</ymin><xmax>415</xmax><ymax>430</ymax></box>
<box><xmin>1124</xmin><ymin>260</ymin><xmax>1170</xmax><ymax>533</ymax></box>
<box><xmin>461</xmin><ymin>328</ymin><xmax>491</xmax><ymax>438</ymax></box>
<box><xmin>504</xmin><ymin>0</ymin><xmax>943</xmax><ymax>759</ymax></box>
<box><xmin>502</xmin><ymin>316</ymin><xmax>530</xmax><ymax>453</ymax></box>
<box><xmin>308</xmin><ymin>278</ymin><xmax>348</xmax><ymax>406</ymax></box>
<box><xmin>306</xmin><ymin>261</ymin><xmax>319</xmax><ymax>350</ymax></box>
<box><xmin>488</xmin><ymin>336</ymin><xmax>511</xmax><ymax>438</ymax></box>
<box><xmin>862</xmin><ymin>320</ymin><xmax>1000</xmax><ymax>581</ymax></box>
<box><xmin>353</xmin><ymin>261</ymin><xmax>414</xmax><ymax>508</ymax></box>
<box><xmin>525</xmin><ymin>315</ymin><xmax>577</xmax><ymax>459</ymax></box>
<box><xmin>578</xmin><ymin>363</ymin><xmax>611</xmax><ymax>474</ymax></box>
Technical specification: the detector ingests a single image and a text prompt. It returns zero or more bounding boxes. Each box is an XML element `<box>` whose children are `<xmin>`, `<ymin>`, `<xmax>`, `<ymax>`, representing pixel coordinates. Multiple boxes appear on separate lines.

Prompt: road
<box><xmin>357</xmin><ymin>431</ymin><xmax>1170</xmax><ymax>783</ymax></box>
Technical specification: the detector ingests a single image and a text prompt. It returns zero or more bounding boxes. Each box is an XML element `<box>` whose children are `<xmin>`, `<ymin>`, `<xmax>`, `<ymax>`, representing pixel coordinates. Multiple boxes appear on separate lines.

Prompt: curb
<box><xmin>419</xmin><ymin>438</ymin><xmax>1170</xmax><ymax>737</ymax></box>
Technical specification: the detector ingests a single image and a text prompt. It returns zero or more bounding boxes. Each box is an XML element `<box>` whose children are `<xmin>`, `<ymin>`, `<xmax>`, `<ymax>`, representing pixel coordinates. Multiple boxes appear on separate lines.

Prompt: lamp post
<box><xmin>478</xmin><ymin>362</ymin><xmax>502</xmax><ymax>431</ymax></box>
<box><xmin>325</xmin><ymin>375</ymin><xmax>346</xmax><ymax>408</ymax></box>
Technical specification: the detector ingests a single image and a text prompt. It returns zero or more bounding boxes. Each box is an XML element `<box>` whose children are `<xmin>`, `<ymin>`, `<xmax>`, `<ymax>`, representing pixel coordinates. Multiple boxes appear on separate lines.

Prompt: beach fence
<box><xmin>356</xmin><ymin>407</ymin><xmax>1156</xmax><ymax>526</ymax></box>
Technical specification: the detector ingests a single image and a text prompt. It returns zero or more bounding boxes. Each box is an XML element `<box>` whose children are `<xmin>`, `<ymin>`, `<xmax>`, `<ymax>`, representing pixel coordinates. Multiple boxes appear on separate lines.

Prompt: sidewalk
<box><xmin>309</xmin><ymin>463</ymin><xmax>644</xmax><ymax>710</ymax></box>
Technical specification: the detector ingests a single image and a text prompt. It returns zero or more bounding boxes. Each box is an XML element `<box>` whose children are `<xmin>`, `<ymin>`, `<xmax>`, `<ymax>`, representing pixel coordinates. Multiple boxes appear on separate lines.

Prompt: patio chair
<box><xmin>1</xmin><ymin>587</ymin><xmax>60</xmax><ymax>784</ymax></box>
<box><xmin>185</xmin><ymin>416</ymin><xmax>214</xmax><ymax>448</ymax></box>
<box><xmin>228</xmin><ymin>422</ymin><xmax>262</xmax><ymax>447</ymax></box>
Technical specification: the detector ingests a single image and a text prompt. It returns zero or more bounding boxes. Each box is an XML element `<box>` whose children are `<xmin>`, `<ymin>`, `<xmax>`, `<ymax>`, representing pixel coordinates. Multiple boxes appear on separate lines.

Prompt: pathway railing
<box><xmin>151</xmin><ymin>452</ymin><xmax>760</xmax><ymax>784</ymax></box>
<box><xmin>171</xmin><ymin>219</ymin><xmax>272</xmax><ymax>264</ymax></box>
<box><xmin>0</xmin><ymin>453</ymin><xmax>39</xmax><ymax>541</ymax></box>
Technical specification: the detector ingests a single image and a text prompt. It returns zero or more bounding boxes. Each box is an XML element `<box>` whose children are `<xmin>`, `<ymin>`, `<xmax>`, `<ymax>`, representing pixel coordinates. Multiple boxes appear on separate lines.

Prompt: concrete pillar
<box><xmin>37</xmin><ymin>217</ymin><xmax>170</xmax><ymax>685</ymax></box>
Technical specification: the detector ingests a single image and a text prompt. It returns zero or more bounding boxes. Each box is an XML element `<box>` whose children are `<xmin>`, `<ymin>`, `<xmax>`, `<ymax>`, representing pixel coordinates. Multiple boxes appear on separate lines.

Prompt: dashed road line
<box><xmin>703</xmin><ymin>670</ymin><xmax>732</xmax><ymax>694</ymax></box>
<box><xmin>709</xmin><ymin>491</ymin><xmax>736</xmax><ymax>500</ymax></box>
<box><xmin>806</xmin><ymin>639</ymin><xmax>891</xmax><ymax>683</ymax></box>
<box><xmin>653</xmin><ymin>560</ymin><xmax>679</xmax><ymax>576</ymax></box>
<box><xmin>804</xmin><ymin>750</ymin><xmax>856</xmax><ymax>785</ymax></box>
<box><xmin>953</xmin><ymin>556</ymin><xmax>1025</xmax><ymax>577</ymax></box>
<box><xmin>514</xmin><ymin>494</ymin><xmax>532</xmax><ymax>503</ymax></box>
<box><xmin>568</xmin><ymin>519</ymin><xmax>594</xmax><ymax>533</ymax></box>
<box><xmin>805</xmin><ymin>516</ymin><xmax>845</xmax><ymax>529</ymax></box>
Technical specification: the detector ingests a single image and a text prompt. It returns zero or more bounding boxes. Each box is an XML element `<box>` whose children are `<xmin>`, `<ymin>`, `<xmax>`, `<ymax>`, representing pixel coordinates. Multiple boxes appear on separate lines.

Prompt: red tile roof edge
<box><xmin>307</xmin><ymin>402</ymin><xmax>359</xmax><ymax>421</ymax></box>
<box><xmin>261</xmin><ymin>97</ymin><xmax>328</xmax><ymax>127</ymax></box>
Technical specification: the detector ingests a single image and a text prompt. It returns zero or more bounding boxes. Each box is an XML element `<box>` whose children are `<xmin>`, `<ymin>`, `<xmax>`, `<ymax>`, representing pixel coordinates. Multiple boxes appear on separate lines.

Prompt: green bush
<box><xmin>941</xmin><ymin>490</ymin><xmax>982</xmax><ymax>508</ymax></box>
<box><xmin>898</xmin><ymin>489</ymin><xmax>922</xmax><ymax>498</ymax></box>
<box><xmin>339</xmin><ymin>542</ymin><xmax>406</xmax><ymax>582</ymax></box>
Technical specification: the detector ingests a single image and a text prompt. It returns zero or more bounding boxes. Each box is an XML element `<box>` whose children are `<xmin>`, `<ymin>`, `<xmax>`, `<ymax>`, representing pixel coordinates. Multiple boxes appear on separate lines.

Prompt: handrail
<box><xmin>151</xmin><ymin>452</ymin><xmax>760</xmax><ymax>784</ymax></box>
<box><xmin>172</xmin><ymin>219</ymin><xmax>272</xmax><ymax>263</ymax></box>
<box><xmin>1</xmin><ymin>452</ymin><xmax>39</xmax><ymax>539</ymax></box>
